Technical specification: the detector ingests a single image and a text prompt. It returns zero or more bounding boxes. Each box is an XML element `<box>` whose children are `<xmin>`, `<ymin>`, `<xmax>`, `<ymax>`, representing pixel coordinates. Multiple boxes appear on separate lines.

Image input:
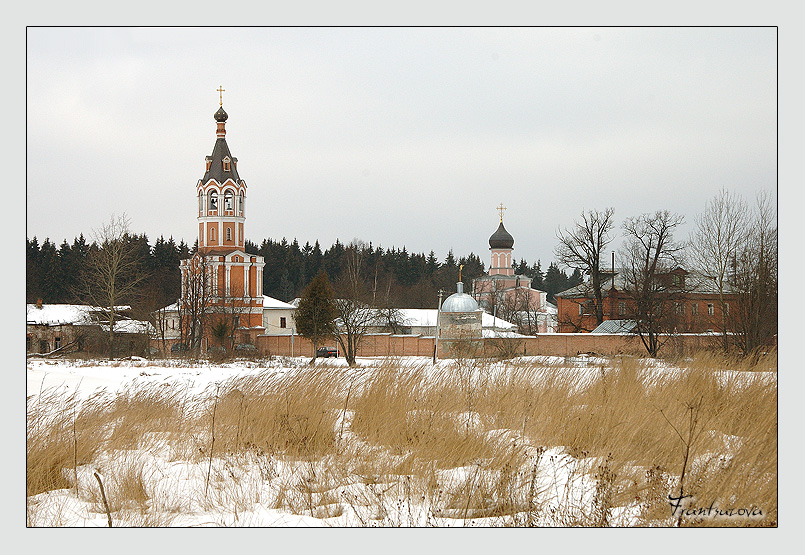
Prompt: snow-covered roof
<box><xmin>26</xmin><ymin>303</ymin><xmax>131</xmax><ymax>326</ymax></box>
<box><xmin>27</xmin><ymin>304</ymin><xmax>94</xmax><ymax>326</ymax></box>
<box><xmin>158</xmin><ymin>301</ymin><xmax>179</xmax><ymax>312</ymax></box>
<box><xmin>482</xmin><ymin>328</ymin><xmax>529</xmax><ymax>338</ymax></box>
<box><xmin>28</xmin><ymin>303</ymin><xmax>152</xmax><ymax>334</ymax></box>
<box><xmin>375</xmin><ymin>308</ymin><xmax>517</xmax><ymax>330</ymax></box>
<box><xmin>263</xmin><ymin>295</ymin><xmax>296</xmax><ymax>310</ymax></box>
<box><xmin>156</xmin><ymin>297</ymin><xmax>295</xmax><ymax>313</ymax></box>
<box><xmin>556</xmin><ymin>269</ymin><xmax>732</xmax><ymax>299</ymax></box>
<box><xmin>101</xmin><ymin>319</ymin><xmax>156</xmax><ymax>334</ymax></box>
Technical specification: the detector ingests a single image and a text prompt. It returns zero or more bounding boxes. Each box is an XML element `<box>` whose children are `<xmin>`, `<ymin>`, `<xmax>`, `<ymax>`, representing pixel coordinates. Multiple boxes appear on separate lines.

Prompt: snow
<box><xmin>27</xmin><ymin>303</ymin><xmax>151</xmax><ymax>334</ymax></box>
<box><xmin>26</xmin><ymin>304</ymin><xmax>95</xmax><ymax>325</ymax></box>
<box><xmin>392</xmin><ymin>308</ymin><xmax>517</xmax><ymax>331</ymax></box>
<box><xmin>25</xmin><ymin>355</ymin><xmax>776</xmax><ymax>529</ymax></box>
<box><xmin>262</xmin><ymin>295</ymin><xmax>296</xmax><ymax>309</ymax></box>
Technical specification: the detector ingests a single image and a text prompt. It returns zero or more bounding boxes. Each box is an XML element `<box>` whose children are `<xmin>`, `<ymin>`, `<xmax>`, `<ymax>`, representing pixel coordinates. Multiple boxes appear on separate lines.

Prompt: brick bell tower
<box><xmin>180</xmin><ymin>88</ymin><xmax>265</xmax><ymax>347</ymax></box>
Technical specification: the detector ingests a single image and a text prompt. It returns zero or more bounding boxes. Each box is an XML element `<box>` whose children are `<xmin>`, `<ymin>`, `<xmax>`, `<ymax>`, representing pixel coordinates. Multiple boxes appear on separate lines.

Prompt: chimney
<box><xmin>36</xmin><ymin>298</ymin><xmax>43</xmax><ymax>309</ymax></box>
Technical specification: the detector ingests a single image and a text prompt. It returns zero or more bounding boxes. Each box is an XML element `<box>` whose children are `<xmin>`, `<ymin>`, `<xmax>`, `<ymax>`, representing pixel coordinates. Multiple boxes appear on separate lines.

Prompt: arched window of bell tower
<box><xmin>208</xmin><ymin>190</ymin><xmax>218</xmax><ymax>213</ymax></box>
<box><xmin>198</xmin><ymin>192</ymin><xmax>204</xmax><ymax>215</ymax></box>
<box><xmin>224</xmin><ymin>190</ymin><xmax>234</xmax><ymax>212</ymax></box>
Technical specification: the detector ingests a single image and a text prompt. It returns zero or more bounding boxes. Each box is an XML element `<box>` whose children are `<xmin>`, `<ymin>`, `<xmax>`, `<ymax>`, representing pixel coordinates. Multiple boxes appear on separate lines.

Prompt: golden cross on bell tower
<box><xmin>497</xmin><ymin>203</ymin><xmax>507</xmax><ymax>222</ymax></box>
<box><xmin>217</xmin><ymin>85</ymin><xmax>225</xmax><ymax>106</ymax></box>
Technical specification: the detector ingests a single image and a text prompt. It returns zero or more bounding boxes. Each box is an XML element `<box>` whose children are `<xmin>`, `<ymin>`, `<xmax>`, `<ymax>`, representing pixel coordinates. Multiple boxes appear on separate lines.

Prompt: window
<box><xmin>210</xmin><ymin>226</ymin><xmax>216</xmax><ymax>241</ymax></box>
<box><xmin>198</xmin><ymin>193</ymin><xmax>203</xmax><ymax>214</ymax></box>
<box><xmin>692</xmin><ymin>303</ymin><xmax>698</xmax><ymax>315</ymax></box>
<box><xmin>618</xmin><ymin>302</ymin><xmax>626</xmax><ymax>316</ymax></box>
<box><xmin>223</xmin><ymin>157</ymin><xmax>231</xmax><ymax>171</ymax></box>
<box><xmin>579</xmin><ymin>303</ymin><xmax>584</xmax><ymax>316</ymax></box>
<box><xmin>280</xmin><ymin>317</ymin><xmax>287</xmax><ymax>329</ymax></box>
<box><xmin>208</xmin><ymin>190</ymin><xmax>218</xmax><ymax>211</ymax></box>
<box><xmin>26</xmin><ymin>336</ymin><xmax>32</xmax><ymax>351</ymax></box>
<box><xmin>707</xmin><ymin>303</ymin><xmax>714</xmax><ymax>316</ymax></box>
<box><xmin>39</xmin><ymin>339</ymin><xmax>48</xmax><ymax>353</ymax></box>
<box><xmin>674</xmin><ymin>303</ymin><xmax>684</xmax><ymax>315</ymax></box>
<box><xmin>226</xmin><ymin>227</ymin><xmax>232</xmax><ymax>241</ymax></box>
<box><xmin>55</xmin><ymin>337</ymin><xmax>61</xmax><ymax>349</ymax></box>
<box><xmin>224</xmin><ymin>190</ymin><xmax>234</xmax><ymax>211</ymax></box>
<box><xmin>724</xmin><ymin>303</ymin><xmax>729</xmax><ymax>315</ymax></box>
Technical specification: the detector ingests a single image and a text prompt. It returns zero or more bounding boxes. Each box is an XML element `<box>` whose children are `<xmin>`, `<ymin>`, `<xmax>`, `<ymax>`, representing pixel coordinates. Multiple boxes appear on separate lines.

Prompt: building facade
<box><xmin>554</xmin><ymin>267</ymin><xmax>740</xmax><ymax>334</ymax></box>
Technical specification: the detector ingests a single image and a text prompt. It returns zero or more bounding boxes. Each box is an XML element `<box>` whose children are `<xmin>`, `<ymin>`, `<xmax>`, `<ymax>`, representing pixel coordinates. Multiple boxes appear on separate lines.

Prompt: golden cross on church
<box><xmin>497</xmin><ymin>203</ymin><xmax>506</xmax><ymax>222</ymax></box>
<box><xmin>217</xmin><ymin>85</ymin><xmax>225</xmax><ymax>106</ymax></box>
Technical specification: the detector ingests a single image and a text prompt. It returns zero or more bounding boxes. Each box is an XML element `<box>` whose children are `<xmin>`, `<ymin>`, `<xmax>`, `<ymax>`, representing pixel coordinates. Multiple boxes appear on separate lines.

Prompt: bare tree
<box><xmin>371</xmin><ymin>267</ymin><xmax>407</xmax><ymax>334</ymax></box>
<box><xmin>688</xmin><ymin>189</ymin><xmax>749</xmax><ymax>350</ymax></box>
<box><xmin>732</xmin><ymin>190</ymin><xmax>777</xmax><ymax>355</ymax></box>
<box><xmin>504</xmin><ymin>287</ymin><xmax>547</xmax><ymax>335</ymax></box>
<box><xmin>555</xmin><ymin>208</ymin><xmax>616</xmax><ymax>327</ymax></box>
<box><xmin>147</xmin><ymin>299</ymin><xmax>172</xmax><ymax>357</ymax></box>
<box><xmin>79</xmin><ymin>214</ymin><xmax>148</xmax><ymax>359</ymax></box>
<box><xmin>333</xmin><ymin>241</ymin><xmax>375</xmax><ymax>366</ymax></box>
<box><xmin>179</xmin><ymin>253</ymin><xmax>214</xmax><ymax>357</ymax></box>
<box><xmin>619</xmin><ymin>210</ymin><xmax>686</xmax><ymax>357</ymax></box>
<box><xmin>217</xmin><ymin>282</ymin><xmax>255</xmax><ymax>353</ymax></box>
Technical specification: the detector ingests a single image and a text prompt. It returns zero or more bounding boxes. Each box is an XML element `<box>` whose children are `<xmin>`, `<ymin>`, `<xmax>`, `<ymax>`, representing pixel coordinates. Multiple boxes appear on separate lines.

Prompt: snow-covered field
<box><xmin>26</xmin><ymin>355</ymin><xmax>777</xmax><ymax>529</ymax></box>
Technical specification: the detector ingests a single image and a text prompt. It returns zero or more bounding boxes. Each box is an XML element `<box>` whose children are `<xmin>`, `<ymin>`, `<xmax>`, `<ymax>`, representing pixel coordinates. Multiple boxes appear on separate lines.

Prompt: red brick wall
<box><xmin>254</xmin><ymin>332</ymin><xmax>719</xmax><ymax>359</ymax></box>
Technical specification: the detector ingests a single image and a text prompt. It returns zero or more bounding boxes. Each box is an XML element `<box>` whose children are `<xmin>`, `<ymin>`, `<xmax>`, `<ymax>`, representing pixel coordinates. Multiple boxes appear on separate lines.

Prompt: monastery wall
<box><xmin>254</xmin><ymin>332</ymin><xmax>721</xmax><ymax>359</ymax></box>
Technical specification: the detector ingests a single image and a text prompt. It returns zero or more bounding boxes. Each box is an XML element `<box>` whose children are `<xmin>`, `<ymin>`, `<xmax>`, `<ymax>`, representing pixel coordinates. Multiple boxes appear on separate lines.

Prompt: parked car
<box><xmin>316</xmin><ymin>346</ymin><xmax>338</xmax><ymax>358</ymax></box>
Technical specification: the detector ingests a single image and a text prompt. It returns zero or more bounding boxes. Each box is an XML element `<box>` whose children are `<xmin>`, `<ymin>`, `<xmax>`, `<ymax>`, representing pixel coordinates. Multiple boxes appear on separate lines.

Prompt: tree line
<box><xmin>27</xmin><ymin>233</ymin><xmax>188</xmax><ymax>315</ymax></box>
<box><xmin>27</xmin><ymin>233</ymin><xmax>582</xmax><ymax>312</ymax></box>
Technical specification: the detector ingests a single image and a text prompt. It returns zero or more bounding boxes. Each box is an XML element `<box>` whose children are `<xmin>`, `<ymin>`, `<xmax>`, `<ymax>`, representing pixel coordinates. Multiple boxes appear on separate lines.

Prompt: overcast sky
<box><xmin>26</xmin><ymin>26</ymin><xmax>776</xmax><ymax>269</ymax></box>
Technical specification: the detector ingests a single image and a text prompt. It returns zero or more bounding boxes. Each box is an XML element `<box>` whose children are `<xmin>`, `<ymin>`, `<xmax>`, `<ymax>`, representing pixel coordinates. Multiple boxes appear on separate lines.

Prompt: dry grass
<box><xmin>27</xmin><ymin>351</ymin><xmax>777</xmax><ymax>526</ymax></box>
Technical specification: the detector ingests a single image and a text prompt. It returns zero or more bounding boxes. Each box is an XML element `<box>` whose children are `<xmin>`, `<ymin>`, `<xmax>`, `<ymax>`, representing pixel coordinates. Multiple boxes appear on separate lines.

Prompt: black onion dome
<box><xmin>489</xmin><ymin>221</ymin><xmax>514</xmax><ymax>249</ymax></box>
<box><xmin>214</xmin><ymin>106</ymin><xmax>229</xmax><ymax>122</ymax></box>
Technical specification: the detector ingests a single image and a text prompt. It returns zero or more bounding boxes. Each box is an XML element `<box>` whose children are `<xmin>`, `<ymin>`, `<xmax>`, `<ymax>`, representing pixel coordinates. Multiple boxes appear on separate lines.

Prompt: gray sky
<box><xmin>26</xmin><ymin>26</ymin><xmax>776</xmax><ymax>269</ymax></box>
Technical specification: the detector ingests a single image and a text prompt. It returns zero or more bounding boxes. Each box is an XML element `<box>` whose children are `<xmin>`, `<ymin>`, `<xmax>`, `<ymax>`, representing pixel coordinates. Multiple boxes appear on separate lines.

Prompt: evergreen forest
<box><xmin>26</xmin><ymin>234</ymin><xmax>583</xmax><ymax>312</ymax></box>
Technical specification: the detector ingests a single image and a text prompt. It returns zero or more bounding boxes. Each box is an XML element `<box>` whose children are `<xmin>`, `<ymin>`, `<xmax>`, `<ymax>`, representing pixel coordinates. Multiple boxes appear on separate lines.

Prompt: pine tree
<box><xmin>543</xmin><ymin>262</ymin><xmax>569</xmax><ymax>305</ymax></box>
<box><xmin>295</xmin><ymin>270</ymin><xmax>338</xmax><ymax>362</ymax></box>
<box><xmin>26</xmin><ymin>237</ymin><xmax>41</xmax><ymax>303</ymax></box>
<box><xmin>531</xmin><ymin>260</ymin><xmax>544</xmax><ymax>291</ymax></box>
<box><xmin>38</xmin><ymin>239</ymin><xmax>62</xmax><ymax>303</ymax></box>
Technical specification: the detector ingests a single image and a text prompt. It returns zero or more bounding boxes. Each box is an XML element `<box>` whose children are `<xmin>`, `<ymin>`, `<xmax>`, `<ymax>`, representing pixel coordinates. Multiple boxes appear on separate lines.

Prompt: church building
<box><xmin>178</xmin><ymin>90</ymin><xmax>266</xmax><ymax>350</ymax></box>
<box><xmin>472</xmin><ymin>205</ymin><xmax>556</xmax><ymax>334</ymax></box>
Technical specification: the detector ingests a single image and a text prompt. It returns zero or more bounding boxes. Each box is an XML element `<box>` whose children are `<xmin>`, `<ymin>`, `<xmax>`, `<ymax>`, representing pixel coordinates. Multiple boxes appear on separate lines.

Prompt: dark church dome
<box><xmin>214</xmin><ymin>106</ymin><xmax>229</xmax><ymax>122</ymax></box>
<box><xmin>489</xmin><ymin>221</ymin><xmax>514</xmax><ymax>249</ymax></box>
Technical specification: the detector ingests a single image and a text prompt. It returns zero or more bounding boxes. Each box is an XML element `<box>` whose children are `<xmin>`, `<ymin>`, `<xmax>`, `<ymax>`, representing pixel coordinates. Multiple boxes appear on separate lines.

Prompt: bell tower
<box><xmin>180</xmin><ymin>88</ymin><xmax>266</xmax><ymax>348</ymax></box>
<box><xmin>197</xmin><ymin>87</ymin><xmax>247</xmax><ymax>253</ymax></box>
